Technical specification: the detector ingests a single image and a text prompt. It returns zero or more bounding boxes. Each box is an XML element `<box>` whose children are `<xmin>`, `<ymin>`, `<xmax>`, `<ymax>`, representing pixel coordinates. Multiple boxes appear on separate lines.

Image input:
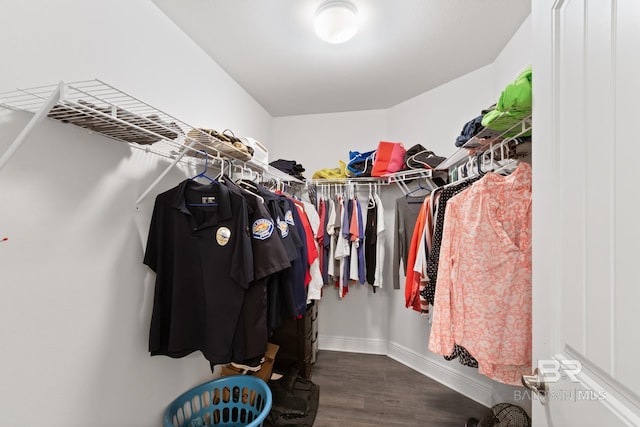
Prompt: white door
<box><xmin>532</xmin><ymin>0</ymin><xmax>640</xmax><ymax>425</ymax></box>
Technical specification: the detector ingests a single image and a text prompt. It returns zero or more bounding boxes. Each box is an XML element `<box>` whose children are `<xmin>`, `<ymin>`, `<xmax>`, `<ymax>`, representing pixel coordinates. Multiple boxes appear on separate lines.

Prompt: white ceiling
<box><xmin>152</xmin><ymin>0</ymin><xmax>531</xmax><ymax>117</ymax></box>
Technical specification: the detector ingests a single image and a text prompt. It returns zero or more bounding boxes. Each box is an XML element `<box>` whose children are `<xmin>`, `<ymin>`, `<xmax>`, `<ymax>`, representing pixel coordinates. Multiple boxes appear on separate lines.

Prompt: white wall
<box><xmin>493</xmin><ymin>15</ymin><xmax>532</xmax><ymax>95</ymax></box>
<box><xmin>273</xmin><ymin>14</ymin><xmax>532</xmax><ymax>408</ymax></box>
<box><xmin>0</xmin><ymin>1</ymin><xmax>273</xmax><ymax>426</ymax></box>
<box><xmin>0</xmin><ymin>0</ymin><xmax>272</xmax><ymax>142</ymax></box>
<box><xmin>389</xmin><ymin>64</ymin><xmax>497</xmax><ymax>161</ymax></box>
<box><xmin>272</xmin><ymin>109</ymin><xmax>389</xmax><ymax>177</ymax></box>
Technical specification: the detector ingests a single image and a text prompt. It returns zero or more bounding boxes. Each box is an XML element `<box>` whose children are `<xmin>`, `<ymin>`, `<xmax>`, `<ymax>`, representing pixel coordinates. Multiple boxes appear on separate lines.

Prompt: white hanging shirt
<box><xmin>373</xmin><ymin>193</ymin><xmax>386</xmax><ymax>288</ymax></box>
<box><xmin>302</xmin><ymin>200</ymin><xmax>324</xmax><ymax>302</ymax></box>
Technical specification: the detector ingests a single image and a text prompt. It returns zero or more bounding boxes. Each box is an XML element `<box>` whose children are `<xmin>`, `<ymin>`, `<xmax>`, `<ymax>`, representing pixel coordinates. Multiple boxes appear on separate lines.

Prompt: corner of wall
<box><xmin>387</xmin><ymin>341</ymin><xmax>493</xmax><ymax>407</ymax></box>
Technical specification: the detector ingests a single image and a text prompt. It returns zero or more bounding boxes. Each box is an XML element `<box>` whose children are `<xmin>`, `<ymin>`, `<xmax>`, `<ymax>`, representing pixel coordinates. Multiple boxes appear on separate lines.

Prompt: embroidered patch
<box><xmin>277</xmin><ymin>218</ymin><xmax>289</xmax><ymax>238</ymax></box>
<box><xmin>252</xmin><ymin>218</ymin><xmax>274</xmax><ymax>240</ymax></box>
<box><xmin>216</xmin><ymin>226</ymin><xmax>231</xmax><ymax>246</ymax></box>
<box><xmin>284</xmin><ymin>209</ymin><xmax>295</xmax><ymax>225</ymax></box>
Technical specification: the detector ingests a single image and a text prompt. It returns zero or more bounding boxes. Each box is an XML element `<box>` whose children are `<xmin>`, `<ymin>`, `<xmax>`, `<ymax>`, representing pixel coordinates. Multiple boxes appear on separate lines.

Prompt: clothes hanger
<box><xmin>465</xmin><ymin>156</ymin><xmax>476</xmax><ymax>177</ymax></box>
<box><xmin>483</xmin><ymin>138</ymin><xmax>518</xmax><ymax>175</ymax></box>
<box><xmin>493</xmin><ymin>159</ymin><xmax>519</xmax><ymax>175</ymax></box>
<box><xmin>187</xmin><ymin>151</ymin><xmax>218</xmax><ymax>207</ymax></box>
<box><xmin>367</xmin><ymin>183</ymin><xmax>377</xmax><ymax>208</ymax></box>
<box><xmin>474</xmin><ymin>151</ymin><xmax>485</xmax><ymax>176</ymax></box>
<box><xmin>405</xmin><ymin>178</ymin><xmax>430</xmax><ymax>203</ymax></box>
<box><xmin>233</xmin><ymin>165</ymin><xmax>265</xmax><ymax>203</ymax></box>
<box><xmin>191</xmin><ymin>150</ymin><xmax>217</xmax><ymax>183</ymax></box>
<box><xmin>214</xmin><ymin>158</ymin><xmax>233</xmax><ymax>182</ymax></box>
<box><xmin>236</xmin><ymin>174</ymin><xmax>261</xmax><ymax>193</ymax></box>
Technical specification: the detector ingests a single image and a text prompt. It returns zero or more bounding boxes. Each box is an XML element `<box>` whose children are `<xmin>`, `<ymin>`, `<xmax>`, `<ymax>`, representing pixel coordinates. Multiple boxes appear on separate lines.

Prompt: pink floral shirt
<box><xmin>428</xmin><ymin>162</ymin><xmax>532</xmax><ymax>385</ymax></box>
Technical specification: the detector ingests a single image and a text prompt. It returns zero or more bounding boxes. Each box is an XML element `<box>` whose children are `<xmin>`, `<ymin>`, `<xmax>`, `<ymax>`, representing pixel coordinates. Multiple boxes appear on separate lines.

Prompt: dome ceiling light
<box><xmin>314</xmin><ymin>0</ymin><xmax>359</xmax><ymax>44</ymax></box>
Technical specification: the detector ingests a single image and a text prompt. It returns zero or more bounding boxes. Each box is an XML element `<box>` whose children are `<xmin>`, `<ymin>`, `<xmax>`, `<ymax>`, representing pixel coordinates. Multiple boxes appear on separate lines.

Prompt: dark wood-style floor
<box><xmin>310</xmin><ymin>350</ymin><xmax>489</xmax><ymax>427</ymax></box>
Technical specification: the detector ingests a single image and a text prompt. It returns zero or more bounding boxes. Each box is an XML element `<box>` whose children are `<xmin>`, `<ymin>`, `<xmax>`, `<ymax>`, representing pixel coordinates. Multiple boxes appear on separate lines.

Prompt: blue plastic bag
<box><xmin>346</xmin><ymin>150</ymin><xmax>376</xmax><ymax>177</ymax></box>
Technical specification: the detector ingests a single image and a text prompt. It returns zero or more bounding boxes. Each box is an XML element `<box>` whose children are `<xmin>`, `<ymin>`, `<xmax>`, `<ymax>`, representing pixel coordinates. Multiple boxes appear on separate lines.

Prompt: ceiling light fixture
<box><xmin>314</xmin><ymin>0</ymin><xmax>359</xmax><ymax>44</ymax></box>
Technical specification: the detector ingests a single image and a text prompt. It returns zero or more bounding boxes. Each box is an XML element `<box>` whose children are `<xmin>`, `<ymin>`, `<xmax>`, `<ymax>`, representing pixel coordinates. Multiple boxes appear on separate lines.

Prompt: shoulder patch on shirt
<box><xmin>277</xmin><ymin>218</ymin><xmax>289</xmax><ymax>238</ymax></box>
<box><xmin>252</xmin><ymin>218</ymin><xmax>274</xmax><ymax>240</ymax></box>
<box><xmin>284</xmin><ymin>209</ymin><xmax>295</xmax><ymax>225</ymax></box>
<box><xmin>216</xmin><ymin>226</ymin><xmax>231</xmax><ymax>246</ymax></box>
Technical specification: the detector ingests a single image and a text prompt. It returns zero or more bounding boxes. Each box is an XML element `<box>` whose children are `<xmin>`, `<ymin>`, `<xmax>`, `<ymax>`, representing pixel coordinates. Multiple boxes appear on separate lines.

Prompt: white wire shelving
<box><xmin>310</xmin><ymin>168</ymin><xmax>435</xmax><ymax>184</ymax></box>
<box><xmin>0</xmin><ymin>80</ymin><xmax>531</xmax><ymax>201</ymax></box>
<box><xmin>0</xmin><ymin>79</ymin><xmax>304</xmax><ymax>207</ymax></box>
<box><xmin>309</xmin><ymin>168</ymin><xmax>449</xmax><ymax>193</ymax></box>
<box><xmin>436</xmin><ymin>112</ymin><xmax>532</xmax><ymax>172</ymax></box>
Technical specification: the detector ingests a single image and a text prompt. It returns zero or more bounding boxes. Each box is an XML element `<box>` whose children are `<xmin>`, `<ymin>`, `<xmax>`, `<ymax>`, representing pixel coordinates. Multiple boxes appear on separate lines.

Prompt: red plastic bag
<box><xmin>371</xmin><ymin>141</ymin><xmax>406</xmax><ymax>177</ymax></box>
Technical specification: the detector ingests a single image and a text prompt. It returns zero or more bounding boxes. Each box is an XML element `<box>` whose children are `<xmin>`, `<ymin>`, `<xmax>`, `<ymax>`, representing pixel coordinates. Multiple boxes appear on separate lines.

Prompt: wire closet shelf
<box><xmin>309</xmin><ymin>168</ymin><xmax>443</xmax><ymax>185</ymax></box>
<box><xmin>0</xmin><ymin>79</ymin><xmax>303</xmax><ymax>203</ymax></box>
<box><xmin>435</xmin><ymin>112</ymin><xmax>532</xmax><ymax>172</ymax></box>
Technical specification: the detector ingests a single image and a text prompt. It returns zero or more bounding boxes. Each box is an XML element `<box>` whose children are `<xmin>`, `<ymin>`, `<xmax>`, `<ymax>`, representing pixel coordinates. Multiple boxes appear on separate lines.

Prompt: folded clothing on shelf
<box><xmin>455</xmin><ymin>115</ymin><xmax>485</xmax><ymax>147</ymax></box>
<box><xmin>312</xmin><ymin>160</ymin><xmax>348</xmax><ymax>180</ymax></box>
<box><xmin>481</xmin><ymin>65</ymin><xmax>532</xmax><ymax>137</ymax></box>
<box><xmin>270</xmin><ymin>159</ymin><xmax>306</xmax><ymax>181</ymax></box>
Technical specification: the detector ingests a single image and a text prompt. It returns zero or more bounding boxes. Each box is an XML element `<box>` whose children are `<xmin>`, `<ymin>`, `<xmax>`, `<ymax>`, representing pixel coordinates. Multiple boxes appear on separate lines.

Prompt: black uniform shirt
<box><xmin>256</xmin><ymin>184</ymin><xmax>302</xmax><ymax>262</ymax></box>
<box><xmin>219</xmin><ymin>176</ymin><xmax>293</xmax><ymax>361</ymax></box>
<box><xmin>253</xmin><ymin>184</ymin><xmax>302</xmax><ymax>331</ymax></box>
<box><xmin>144</xmin><ymin>179</ymin><xmax>253</xmax><ymax>365</ymax></box>
<box><xmin>220</xmin><ymin>175</ymin><xmax>291</xmax><ymax>281</ymax></box>
<box><xmin>365</xmin><ymin>197</ymin><xmax>378</xmax><ymax>286</ymax></box>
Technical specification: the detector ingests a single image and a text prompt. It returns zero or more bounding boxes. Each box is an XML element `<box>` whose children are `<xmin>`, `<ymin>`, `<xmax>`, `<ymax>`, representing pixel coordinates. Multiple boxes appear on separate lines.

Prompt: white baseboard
<box><xmin>318</xmin><ymin>334</ymin><xmax>388</xmax><ymax>355</ymax></box>
<box><xmin>318</xmin><ymin>335</ymin><xmax>492</xmax><ymax>407</ymax></box>
<box><xmin>387</xmin><ymin>341</ymin><xmax>492</xmax><ymax>407</ymax></box>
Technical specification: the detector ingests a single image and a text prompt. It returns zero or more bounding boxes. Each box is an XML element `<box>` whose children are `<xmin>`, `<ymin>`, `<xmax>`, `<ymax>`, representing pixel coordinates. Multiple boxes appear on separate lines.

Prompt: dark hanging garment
<box><xmin>365</xmin><ymin>197</ymin><xmax>378</xmax><ymax>287</ymax></box>
<box><xmin>284</xmin><ymin>196</ymin><xmax>310</xmax><ymax>317</ymax></box>
<box><xmin>392</xmin><ymin>195</ymin><xmax>424</xmax><ymax>289</ymax></box>
<box><xmin>144</xmin><ymin>180</ymin><xmax>253</xmax><ymax>365</ymax></box>
<box><xmin>316</xmin><ymin>199</ymin><xmax>331</xmax><ymax>285</ymax></box>
<box><xmin>220</xmin><ymin>175</ymin><xmax>291</xmax><ymax>362</ymax></box>
<box><xmin>255</xmin><ymin>184</ymin><xmax>299</xmax><ymax>334</ymax></box>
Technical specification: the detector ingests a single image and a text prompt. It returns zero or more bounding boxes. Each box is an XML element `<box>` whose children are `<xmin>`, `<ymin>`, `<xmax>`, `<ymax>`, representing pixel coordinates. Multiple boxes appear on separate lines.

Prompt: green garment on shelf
<box><xmin>482</xmin><ymin>65</ymin><xmax>532</xmax><ymax>136</ymax></box>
